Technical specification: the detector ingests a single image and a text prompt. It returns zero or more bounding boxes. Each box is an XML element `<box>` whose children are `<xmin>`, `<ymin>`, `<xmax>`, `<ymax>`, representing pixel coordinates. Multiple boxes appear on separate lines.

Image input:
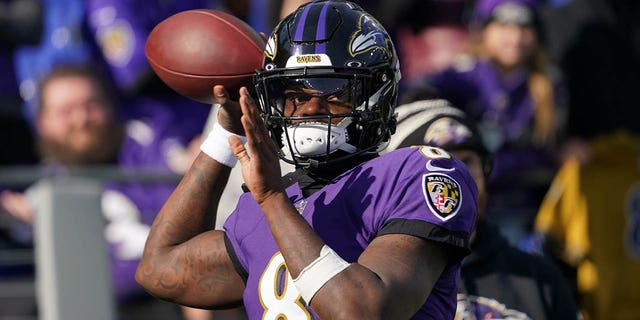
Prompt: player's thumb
<box><xmin>229</xmin><ymin>136</ymin><xmax>250</xmax><ymax>164</ymax></box>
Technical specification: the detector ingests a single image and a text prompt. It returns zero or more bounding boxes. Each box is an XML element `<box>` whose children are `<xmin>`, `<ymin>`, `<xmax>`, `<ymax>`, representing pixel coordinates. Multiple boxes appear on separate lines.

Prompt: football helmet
<box><xmin>255</xmin><ymin>0</ymin><xmax>401</xmax><ymax>168</ymax></box>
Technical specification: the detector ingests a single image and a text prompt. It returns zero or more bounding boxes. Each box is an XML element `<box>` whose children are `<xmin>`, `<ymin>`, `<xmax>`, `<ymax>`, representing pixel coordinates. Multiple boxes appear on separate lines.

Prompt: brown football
<box><xmin>145</xmin><ymin>9</ymin><xmax>265</xmax><ymax>103</ymax></box>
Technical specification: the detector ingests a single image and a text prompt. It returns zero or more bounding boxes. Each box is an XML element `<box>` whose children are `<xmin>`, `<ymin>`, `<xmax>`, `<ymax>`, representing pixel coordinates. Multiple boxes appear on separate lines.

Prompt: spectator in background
<box><xmin>0</xmin><ymin>65</ymin><xmax>202</xmax><ymax>319</ymax></box>
<box><xmin>533</xmin><ymin>133</ymin><xmax>640</xmax><ymax>320</ymax></box>
<box><xmin>386</xmin><ymin>98</ymin><xmax>580</xmax><ymax>320</ymax></box>
<box><xmin>530</xmin><ymin>2</ymin><xmax>640</xmax><ymax>318</ymax></box>
<box><xmin>416</xmin><ymin>0</ymin><xmax>568</xmax><ymax>247</ymax></box>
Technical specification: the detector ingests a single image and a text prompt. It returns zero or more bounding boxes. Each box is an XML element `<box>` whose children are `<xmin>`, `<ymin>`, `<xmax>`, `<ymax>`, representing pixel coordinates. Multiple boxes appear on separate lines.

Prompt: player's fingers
<box><xmin>240</xmin><ymin>111</ymin><xmax>274</xmax><ymax>162</ymax></box>
<box><xmin>239</xmin><ymin>87</ymin><xmax>277</xmax><ymax>158</ymax></box>
<box><xmin>229</xmin><ymin>136</ymin><xmax>250</xmax><ymax>164</ymax></box>
<box><xmin>239</xmin><ymin>87</ymin><xmax>269</xmax><ymax>137</ymax></box>
<box><xmin>238</xmin><ymin>106</ymin><xmax>266</xmax><ymax>160</ymax></box>
<box><xmin>0</xmin><ymin>192</ymin><xmax>34</xmax><ymax>223</ymax></box>
<box><xmin>239</xmin><ymin>87</ymin><xmax>258</xmax><ymax>115</ymax></box>
<box><xmin>239</xmin><ymin>90</ymin><xmax>260</xmax><ymax>137</ymax></box>
<box><xmin>239</xmin><ymin>93</ymin><xmax>254</xmax><ymax>124</ymax></box>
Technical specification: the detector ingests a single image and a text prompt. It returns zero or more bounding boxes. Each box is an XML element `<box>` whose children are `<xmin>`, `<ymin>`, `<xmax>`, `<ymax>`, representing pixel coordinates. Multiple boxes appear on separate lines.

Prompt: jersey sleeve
<box><xmin>376</xmin><ymin>147</ymin><xmax>479</xmax><ymax>257</ymax></box>
<box><xmin>222</xmin><ymin>194</ymin><xmax>254</xmax><ymax>282</ymax></box>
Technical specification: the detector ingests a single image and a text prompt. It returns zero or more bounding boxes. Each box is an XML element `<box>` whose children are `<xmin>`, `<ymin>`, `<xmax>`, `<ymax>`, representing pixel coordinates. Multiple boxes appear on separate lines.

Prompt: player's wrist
<box><xmin>254</xmin><ymin>188</ymin><xmax>289</xmax><ymax>209</ymax></box>
<box><xmin>293</xmin><ymin>245</ymin><xmax>350</xmax><ymax>304</ymax></box>
<box><xmin>216</xmin><ymin>102</ymin><xmax>244</xmax><ymax>135</ymax></box>
<box><xmin>200</xmin><ymin>122</ymin><xmax>247</xmax><ymax>167</ymax></box>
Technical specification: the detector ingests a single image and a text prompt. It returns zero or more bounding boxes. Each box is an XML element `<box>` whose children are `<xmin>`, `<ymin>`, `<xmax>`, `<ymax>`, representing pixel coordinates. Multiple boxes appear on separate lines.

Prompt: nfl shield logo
<box><xmin>294</xmin><ymin>199</ymin><xmax>307</xmax><ymax>214</ymax></box>
<box><xmin>422</xmin><ymin>173</ymin><xmax>462</xmax><ymax>221</ymax></box>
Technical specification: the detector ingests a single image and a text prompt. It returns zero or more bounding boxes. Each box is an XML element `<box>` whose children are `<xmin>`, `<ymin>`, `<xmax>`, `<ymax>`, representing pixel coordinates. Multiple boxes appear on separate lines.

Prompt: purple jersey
<box><xmin>224</xmin><ymin>146</ymin><xmax>478</xmax><ymax>319</ymax></box>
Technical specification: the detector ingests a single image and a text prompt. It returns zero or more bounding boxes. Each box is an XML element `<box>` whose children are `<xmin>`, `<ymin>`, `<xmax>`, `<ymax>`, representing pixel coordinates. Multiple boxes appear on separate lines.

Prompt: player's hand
<box><xmin>0</xmin><ymin>190</ymin><xmax>34</xmax><ymax>224</ymax></box>
<box><xmin>229</xmin><ymin>87</ymin><xmax>284</xmax><ymax>205</ymax></box>
<box><xmin>214</xmin><ymin>85</ymin><xmax>244</xmax><ymax>135</ymax></box>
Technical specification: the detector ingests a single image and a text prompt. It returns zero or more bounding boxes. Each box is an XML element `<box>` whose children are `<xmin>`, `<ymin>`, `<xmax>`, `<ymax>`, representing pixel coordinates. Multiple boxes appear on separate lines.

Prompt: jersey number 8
<box><xmin>259</xmin><ymin>252</ymin><xmax>312</xmax><ymax>319</ymax></box>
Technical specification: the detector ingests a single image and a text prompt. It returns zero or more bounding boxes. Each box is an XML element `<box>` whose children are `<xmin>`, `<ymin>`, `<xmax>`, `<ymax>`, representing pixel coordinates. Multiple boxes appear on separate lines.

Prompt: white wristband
<box><xmin>293</xmin><ymin>245</ymin><xmax>350</xmax><ymax>303</ymax></box>
<box><xmin>200</xmin><ymin>122</ymin><xmax>247</xmax><ymax>167</ymax></box>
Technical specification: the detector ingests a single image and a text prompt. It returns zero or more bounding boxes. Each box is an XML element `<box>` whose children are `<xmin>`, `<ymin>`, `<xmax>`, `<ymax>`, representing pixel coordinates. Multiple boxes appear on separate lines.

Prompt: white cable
<box><xmin>293</xmin><ymin>245</ymin><xmax>350</xmax><ymax>303</ymax></box>
<box><xmin>200</xmin><ymin>122</ymin><xmax>247</xmax><ymax>167</ymax></box>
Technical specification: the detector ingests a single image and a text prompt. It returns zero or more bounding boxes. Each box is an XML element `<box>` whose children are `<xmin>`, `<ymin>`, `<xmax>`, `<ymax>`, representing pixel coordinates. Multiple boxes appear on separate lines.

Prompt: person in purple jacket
<box><xmin>417</xmin><ymin>0</ymin><xmax>568</xmax><ymax>247</ymax></box>
<box><xmin>136</xmin><ymin>1</ymin><xmax>478</xmax><ymax>319</ymax></box>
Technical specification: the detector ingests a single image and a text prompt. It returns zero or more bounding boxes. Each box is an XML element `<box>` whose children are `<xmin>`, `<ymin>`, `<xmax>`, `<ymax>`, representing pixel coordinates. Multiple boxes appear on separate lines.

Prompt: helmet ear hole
<box><xmin>378</xmin><ymin>71</ymin><xmax>389</xmax><ymax>86</ymax></box>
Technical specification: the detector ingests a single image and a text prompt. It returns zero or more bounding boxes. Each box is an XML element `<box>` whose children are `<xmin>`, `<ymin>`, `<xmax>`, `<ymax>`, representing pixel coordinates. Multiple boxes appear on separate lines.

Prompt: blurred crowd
<box><xmin>0</xmin><ymin>0</ymin><xmax>638</xmax><ymax>319</ymax></box>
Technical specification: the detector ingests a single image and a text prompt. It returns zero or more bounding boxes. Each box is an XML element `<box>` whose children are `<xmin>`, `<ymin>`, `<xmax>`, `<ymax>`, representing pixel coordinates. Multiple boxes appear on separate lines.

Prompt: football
<box><xmin>145</xmin><ymin>9</ymin><xmax>266</xmax><ymax>103</ymax></box>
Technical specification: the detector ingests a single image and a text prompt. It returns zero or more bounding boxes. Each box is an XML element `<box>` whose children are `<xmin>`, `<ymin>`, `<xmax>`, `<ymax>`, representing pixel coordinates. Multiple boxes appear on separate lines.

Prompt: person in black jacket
<box><xmin>386</xmin><ymin>98</ymin><xmax>580</xmax><ymax>320</ymax></box>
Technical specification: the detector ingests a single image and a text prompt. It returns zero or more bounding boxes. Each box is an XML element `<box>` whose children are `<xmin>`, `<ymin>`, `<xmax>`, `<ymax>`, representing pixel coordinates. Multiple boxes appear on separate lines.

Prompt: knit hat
<box><xmin>473</xmin><ymin>0</ymin><xmax>542</xmax><ymax>27</ymax></box>
<box><xmin>388</xmin><ymin>99</ymin><xmax>492</xmax><ymax>175</ymax></box>
<box><xmin>390</xmin><ymin>99</ymin><xmax>486</xmax><ymax>152</ymax></box>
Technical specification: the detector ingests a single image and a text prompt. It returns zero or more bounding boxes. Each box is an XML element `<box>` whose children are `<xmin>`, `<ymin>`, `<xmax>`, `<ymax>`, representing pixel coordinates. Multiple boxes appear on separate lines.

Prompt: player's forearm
<box><xmin>136</xmin><ymin>229</ymin><xmax>245</xmax><ymax>306</ymax></box>
<box><xmin>259</xmin><ymin>191</ymin><xmax>326</xmax><ymax>274</ymax></box>
<box><xmin>310</xmin><ymin>235</ymin><xmax>445</xmax><ymax>319</ymax></box>
<box><xmin>144</xmin><ymin>152</ymin><xmax>230</xmax><ymax>248</ymax></box>
<box><xmin>258</xmin><ymin>194</ymin><xmax>388</xmax><ymax>313</ymax></box>
<box><xmin>136</xmin><ymin>153</ymin><xmax>234</xmax><ymax>299</ymax></box>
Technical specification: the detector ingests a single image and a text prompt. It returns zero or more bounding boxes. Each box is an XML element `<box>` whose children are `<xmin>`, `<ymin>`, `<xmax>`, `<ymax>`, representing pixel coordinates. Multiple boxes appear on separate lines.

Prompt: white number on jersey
<box><xmin>259</xmin><ymin>252</ymin><xmax>312</xmax><ymax>320</ymax></box>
